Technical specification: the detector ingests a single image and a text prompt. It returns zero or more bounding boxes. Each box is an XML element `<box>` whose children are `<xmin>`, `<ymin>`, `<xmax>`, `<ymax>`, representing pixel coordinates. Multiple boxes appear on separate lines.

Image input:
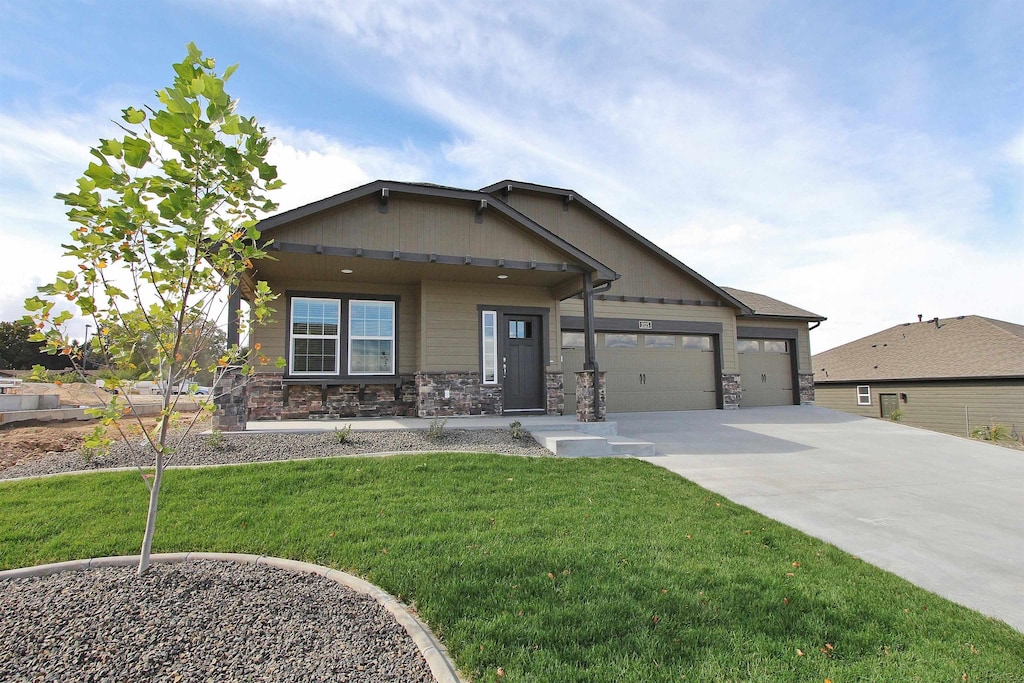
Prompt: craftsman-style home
<box><xmin>235</xmin><ymin>180</ymin><xmax>824</xmax><ymax>421</ymax></box>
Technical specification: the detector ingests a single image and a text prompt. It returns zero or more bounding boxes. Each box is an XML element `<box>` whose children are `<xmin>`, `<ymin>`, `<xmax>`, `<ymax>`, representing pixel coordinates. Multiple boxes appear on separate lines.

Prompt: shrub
<box><xmin>427</xmin><ymin>418</ymin><xmax>448</xmax><ymax>441</ymax></box>
<box><xmin>970</xmin><ymin>422</ymin><xmax>1013</xmax><ymax>442</ymax></box>
<box><xmin>509</xmin><ymin>420</ymin><xmax>526</xmax><ymax>440</ymax></box>
<box><xmin>333</xmin><ymin>424</ymin><xmax>354</xmax><ymax>445</ymax></box>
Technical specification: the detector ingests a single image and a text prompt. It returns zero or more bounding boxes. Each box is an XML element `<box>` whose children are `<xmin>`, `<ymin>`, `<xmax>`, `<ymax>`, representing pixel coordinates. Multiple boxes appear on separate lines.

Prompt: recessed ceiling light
<box><xmin>341</xmin><ymin>269</ymin><xmax>354</xmax><ymax>274</ymax></box>
<box><xmin>497</xmin><ymin>274</ymin><xmax>509</xmax><ymax>279</ymax></box>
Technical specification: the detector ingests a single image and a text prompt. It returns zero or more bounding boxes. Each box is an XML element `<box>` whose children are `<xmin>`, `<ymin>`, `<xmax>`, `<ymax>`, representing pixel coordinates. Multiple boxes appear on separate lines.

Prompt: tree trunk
<box><xmin>138</xmin><ymin>446</ymin><xmax>164</xmax><ymax>574</ymax></box>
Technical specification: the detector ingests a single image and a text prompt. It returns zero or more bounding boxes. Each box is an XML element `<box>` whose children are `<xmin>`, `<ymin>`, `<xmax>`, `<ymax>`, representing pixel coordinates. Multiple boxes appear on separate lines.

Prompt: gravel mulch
<box><xmin>1</xmin><ymin>427</ymin><xmax>550</xmax><ymax>480</ymax></box>
<box><xmin>0</xmin><ymin>561</ymin><xmax>434</xmax><ymax>682</ymax></box>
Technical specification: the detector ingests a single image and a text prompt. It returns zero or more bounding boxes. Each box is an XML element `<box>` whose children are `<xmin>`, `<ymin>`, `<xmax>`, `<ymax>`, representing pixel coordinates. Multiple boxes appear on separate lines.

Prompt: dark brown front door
<box><xmin>503</xmin><ymin>314</ymin><xmax>543</xmax><ymax>411</ymax></box>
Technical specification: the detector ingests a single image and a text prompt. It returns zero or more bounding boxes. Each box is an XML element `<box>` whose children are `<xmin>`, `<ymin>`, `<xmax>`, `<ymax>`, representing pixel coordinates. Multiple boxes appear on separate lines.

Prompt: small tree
<box><xmin>24</xmin><ymin>43</ymin><xmax>281</xmax><ymax>574</ymax></box>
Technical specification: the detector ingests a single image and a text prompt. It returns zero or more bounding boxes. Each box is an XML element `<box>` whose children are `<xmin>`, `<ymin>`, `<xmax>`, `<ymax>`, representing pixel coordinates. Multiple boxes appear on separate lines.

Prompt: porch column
<box><xmin>580</xmin><ymin>271</ymin><xmax>604</xmax><ymax>421</ymax></box>
<box><xmin>226</xmin><ymin>284</ymin><xmax>242</xmax><ymax>349</ymax></box>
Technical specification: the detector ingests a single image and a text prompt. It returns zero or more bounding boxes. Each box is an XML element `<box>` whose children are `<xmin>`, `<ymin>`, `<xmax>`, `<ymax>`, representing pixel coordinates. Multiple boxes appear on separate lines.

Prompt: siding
<box><xmin>268</xmin><ymin>194</ymin><xmax>570</xmax><ymax>265</ymax></box>
<box><xmin>560</xmin><ymin>298</ymin><xmax>739</xmax><ymax>372</ymax></box>
<box><xmin>815</xmin><ymin>379</ymin><xmax>1024</xmax><ymax>438</ymax></box>
<box><xmin>420</xmin><ymin>280</ymin><xmax>558</xmax><ymax>372</ymax></box>
<box><xmin>505</xmin><ymin>193</ymin><xmax>725</xmax><ymax>301</ymax></box>
<box><xmin>250</xmin><ymin>279</ymin><xmax>419</xmax><ymax>375</ymax></box>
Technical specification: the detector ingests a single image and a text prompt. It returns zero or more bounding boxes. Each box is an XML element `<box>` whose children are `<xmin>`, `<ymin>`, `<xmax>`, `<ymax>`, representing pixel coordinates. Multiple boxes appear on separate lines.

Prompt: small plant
<box><xmin>888</xmin><ymin>408</ymin><xmax>904</xmax><ymax>423</ymax></box>
<box><xmin>205</xmin><ymin>429</ymin><xmax>225</xmax><ymax>451</ymax></box>
<box><xmin>970</xmin><ymin>422</ymin><xmax>1012</xmax><ymax>442</ymax></box>
<box><xmin>78</xmin><ymin>444</ymin><xmax>106</xmax><ymax>465</ymax></box>
<box><xmin>427</xmin><ymin>417</ymin><xmax>448</xmax><ymax>441</ymax></box>
<box><xmin>509</xmin><ymin>420</ymin><xmax>526</xmax><ymax>440</ymax></box>
<box><xmin>333</xmin><ymin>423</ymin><xmax>354</xmax><ymax>445</ymax></box>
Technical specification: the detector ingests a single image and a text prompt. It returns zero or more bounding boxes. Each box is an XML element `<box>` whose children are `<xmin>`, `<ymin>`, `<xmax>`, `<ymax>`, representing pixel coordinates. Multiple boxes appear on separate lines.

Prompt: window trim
<box><xmin>347</xmin><ymin>299</ymin><xmax>396</xmax><ymax>376</ymax></box>
<box><xmin>289</xmin><ymin>296</ymin><xmax>341</xmax><ymax>377</ymax></box>
<box><xmin>285</xmin><ymin>292</ymin><xmax>400</xmax><ymax>380</ymax></box>
<box><xmin>857</xmin><ymin>385</ymin><xmax>871</xmax><ymax>406</ymax></box>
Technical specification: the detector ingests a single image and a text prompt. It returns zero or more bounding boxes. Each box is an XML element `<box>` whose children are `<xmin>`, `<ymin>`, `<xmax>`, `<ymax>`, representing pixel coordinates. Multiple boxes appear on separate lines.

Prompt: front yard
<box><xmin>2</xmin><ymin>453</ymin><xmax>1021</xmax><ymax>681</ymax></box>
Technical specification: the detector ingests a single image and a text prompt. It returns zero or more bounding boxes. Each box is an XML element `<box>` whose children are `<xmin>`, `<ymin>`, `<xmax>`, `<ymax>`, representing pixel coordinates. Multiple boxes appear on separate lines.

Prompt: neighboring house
<box><xmin>813</xmin><ymin>315</ymin><xmax>1024</xmax><ymax>438</ymax></box>
<box><xmin>239</xmin><ymin>179</ymin><xmax>824</xmax><ymax>420</ymax></box>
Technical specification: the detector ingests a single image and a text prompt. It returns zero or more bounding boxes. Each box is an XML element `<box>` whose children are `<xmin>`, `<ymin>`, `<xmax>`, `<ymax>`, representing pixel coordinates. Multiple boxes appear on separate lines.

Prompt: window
<box><xmin>857</xmin><ymin>385</ymin><xmax>871</xmax><ymax>406</ymax></box>
<box><xmin>764</xmin><ymin>340</ymin><xmax>789</xmax><ymax>353</ymax></box>
<box><xmin>561</xmin><ymin>332</ymin><xmax>585</xmax><ymax>348</ymax></box>
<box><xmin>509</xmin><ymin>319</ymin><xmax>532</xmax><ymax>339</ymax></box>
<box><xmin>681</xmin><ymin>335</ymin><xmax>712</xmax><ymax>351</ymax></box>
<box><xmin>482</xmin><ymin>310</ymin><xmax>498</xmax><ymax>384</ymax></box>
<box><xmin>644</xmin><ymin>335</ymin><xmax>675</xmax><ymax>348</ymax></box>
<box><xmin>349</xmin><ymin>300</ymin><xmax>395</xmax><ymax>374</ymax></box>
<box><xmin>290</xmin><ymin>298</ymin><xmax>341</xmax><ymax>375</ymax></box>
<box><xmin>605</xmin><ymin>333</ymin><xmax>638</xmax><ymax>348</ymax></box>
<box><xmin>737</xmin><ymin>339</ymin><xmax>759</xmax><ymax>353</ymax></box>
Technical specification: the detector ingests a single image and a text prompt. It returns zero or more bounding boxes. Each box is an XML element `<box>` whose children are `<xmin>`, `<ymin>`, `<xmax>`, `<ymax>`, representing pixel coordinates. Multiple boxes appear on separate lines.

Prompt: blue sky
<box><xmin>1</xmin><ymin>0</ymin><xmax>1021</xmax><ymax>352</ymax></box>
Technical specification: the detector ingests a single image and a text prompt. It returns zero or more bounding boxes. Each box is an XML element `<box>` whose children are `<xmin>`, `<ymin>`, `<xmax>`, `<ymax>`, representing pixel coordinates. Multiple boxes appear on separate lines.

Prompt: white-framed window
<box><xmin>857</xmin><ymin>385</ymin><xmax>871</xmax><ymax>406</ymax></box>
<box><xmin>349</xmin><ymin>300</ymin><xmax>395</xmax><ymax>375</ymax></box>
<box><xmin>290</xmin><ymin>297</ymin><xmax>341</xmax><ymax>375</ymax></box>
<box><xmin>482</xmin><ymin>310</ymin><xmax>498</xmax><ymax>384</ymax></box>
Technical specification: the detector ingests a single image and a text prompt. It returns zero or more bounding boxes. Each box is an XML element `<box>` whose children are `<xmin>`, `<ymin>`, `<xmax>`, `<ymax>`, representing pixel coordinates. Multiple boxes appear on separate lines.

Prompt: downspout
<box><xmin>809</xmin><ymin>321</ymin><xmax>821</xmax><ymax>331</ymax></box>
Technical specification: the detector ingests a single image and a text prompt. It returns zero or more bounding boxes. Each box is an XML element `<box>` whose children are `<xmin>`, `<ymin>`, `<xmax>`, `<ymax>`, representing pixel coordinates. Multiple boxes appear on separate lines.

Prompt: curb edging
<box><xmin>0</xmin><ymin>552</ymin><xmax>464</xmax><ymax>683</ymax></box>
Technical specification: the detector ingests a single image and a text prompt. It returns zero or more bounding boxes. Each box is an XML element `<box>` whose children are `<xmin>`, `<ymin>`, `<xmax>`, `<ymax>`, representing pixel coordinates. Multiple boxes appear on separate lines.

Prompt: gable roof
<box><xmin>256</xmin><ymin>179</ymin><xmax>619</xmax><ymax>284</ymax></box>
<box><xmin>481</xmin><ymin>180</ymin><xmax>752</xmax><ymax>314</ymax></box>
<box><xmin>813</xmin><ymin>315</ymin><xmax>1024</xmax><ymax>382</ymax></box>
<box><xmin>722</xmin><ymin>287</ymin><xmax>825</xmax><ymax>321</ymax></box>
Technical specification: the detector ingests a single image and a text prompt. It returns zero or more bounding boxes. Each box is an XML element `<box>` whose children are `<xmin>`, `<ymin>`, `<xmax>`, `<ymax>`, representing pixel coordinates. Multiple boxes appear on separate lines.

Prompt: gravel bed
<box><xmin>0</xmin><ymin>428</ymin><xmax>550</xmax><ymax>480</ymax></box>
<box><xmin>0</xmin><ymin>560</ymin><xmax>434</xmax><ymax>682</ymax></box>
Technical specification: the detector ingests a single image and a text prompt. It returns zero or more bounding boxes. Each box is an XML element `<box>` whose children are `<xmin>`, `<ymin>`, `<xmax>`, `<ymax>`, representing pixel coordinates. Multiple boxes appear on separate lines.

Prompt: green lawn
<box><xmin>2</xmin><ymin>454</ymin><xmax>1021</xmax><ymax>682</ymax></box>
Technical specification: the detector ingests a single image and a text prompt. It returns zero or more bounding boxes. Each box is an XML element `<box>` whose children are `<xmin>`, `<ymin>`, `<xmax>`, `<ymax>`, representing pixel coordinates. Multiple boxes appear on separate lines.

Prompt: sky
<box><xmin>1</xmin><ymin>0</ymin><xmax>1021</xmax><ymax>353</ymax></box>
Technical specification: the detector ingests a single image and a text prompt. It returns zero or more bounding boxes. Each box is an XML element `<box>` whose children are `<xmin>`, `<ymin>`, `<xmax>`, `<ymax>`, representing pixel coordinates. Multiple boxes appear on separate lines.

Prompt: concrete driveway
<box><xmin>614</xmin><ymin>406</ymin><xmax>1024</xmax><ymax>632</ymax></box>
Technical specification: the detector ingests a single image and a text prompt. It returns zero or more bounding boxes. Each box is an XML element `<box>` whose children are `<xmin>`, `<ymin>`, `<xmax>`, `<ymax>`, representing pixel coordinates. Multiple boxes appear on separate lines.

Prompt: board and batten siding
<box><xmin>504</xmin><ymin>192</ymin><xmax>724</xmax><ymax>302</ymax></box>
<box><xmin>420</xmin><ymin>280</ymin><xmax>558</xmax><ymax>373</ymax></box>
<box><xmin>815</xmin><ymin>379</ymin><xmax>1024</xmax><ymax>438</ymax></box>
<box><xmin>267</xmin><ymin>194</ymin><xmax>571</xmax><ymax>265</ymax></box>
<box><xmin>560</xmin><ymin>298</ymin><xmax>738</xmax><ymax>373</ymax></box>
<box><xmin>736</xmin><ymin>318</ymin><xmax>813</xmax><ymax>374</ymax></box>
<box><xmin>250</xmin><ymin>279</ymin><xmax>419</xmax><ymax>375</ymax></box>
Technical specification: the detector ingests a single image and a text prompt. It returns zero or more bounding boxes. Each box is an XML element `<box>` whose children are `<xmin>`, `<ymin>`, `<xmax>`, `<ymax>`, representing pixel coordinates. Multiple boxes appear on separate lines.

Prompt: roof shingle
<box><xmin>813</xmin><ymin>315</ymin><xmax>1024</xmax><ymax>382</ymax></box>
<box><xmin>722</xmin><ymin>287</ymin><xmax>825</xmax><ymax>321</ymax></box>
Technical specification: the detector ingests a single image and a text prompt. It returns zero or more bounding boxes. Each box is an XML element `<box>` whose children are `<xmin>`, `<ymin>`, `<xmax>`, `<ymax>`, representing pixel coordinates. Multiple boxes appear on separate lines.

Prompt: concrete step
<box><xmin>605</xmin><ymin>436</ymin><xmax>657</xmax><ymax>457</ymax></box>
<box><xmin>531</xmin><ymin>431</ymin><xmax>612</xmax><ymax>457</ymax></box>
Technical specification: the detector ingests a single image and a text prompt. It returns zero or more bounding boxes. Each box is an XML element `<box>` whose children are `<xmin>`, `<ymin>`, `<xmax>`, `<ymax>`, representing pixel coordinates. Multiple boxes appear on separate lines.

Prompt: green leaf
<box><xmin>122</xmin><ymin>107</ymin><xmax>146</xmax><ymax>124</ymax></box>
<box><xmin>122</xmin><ymin>137</ymin><xmax>151</xmax><ymax>169</ymax></box>
<box><xmin>99</xmin><ymin>138</ymin><xmax>123</xmax><ymax>158</ymax></box>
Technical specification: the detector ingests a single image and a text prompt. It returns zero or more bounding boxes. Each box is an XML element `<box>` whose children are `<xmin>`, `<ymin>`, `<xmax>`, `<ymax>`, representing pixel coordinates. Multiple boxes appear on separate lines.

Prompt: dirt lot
<box><xmin>1</xmin><ymin>383</ymin><xmax>209</xmax><ymax>471</ymax></box>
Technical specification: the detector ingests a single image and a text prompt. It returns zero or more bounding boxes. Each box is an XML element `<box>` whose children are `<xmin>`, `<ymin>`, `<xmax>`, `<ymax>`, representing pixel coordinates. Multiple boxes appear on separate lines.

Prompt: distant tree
<box><xmin>0</xmin><ymin>320</ymin><xmax>74</xmax><ymax>370</ymax></box>
<box><xmin>24</xmin><ymin>43</ymin><xmax>281</xmax><ymax>574</ymax></box>
<box><xmin>110</xmin><ymin>310</ymin><xmax>228</xmax><ymax>385</ymax></box>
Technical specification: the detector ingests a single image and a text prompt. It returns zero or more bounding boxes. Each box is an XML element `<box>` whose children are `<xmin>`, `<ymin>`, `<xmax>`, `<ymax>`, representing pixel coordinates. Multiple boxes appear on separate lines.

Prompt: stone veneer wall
<box><xmin>721</xmin><ymin>373</ymin><xmax>741</xmax><ymax>409</ymax></box>
<box><xmin>415</xmin><ymin>372</ymin><xmax>502</xmax><ymax>418</ymax></box>
<box><xmin>246</xmin><ymin>374</ymin><xmax>416</xmax><ymax>420</ymax></box>
<box><xmin>212</xmin><ymin>370</ymin><xmax>247</xmax><ymax>432</ymax></box>
<box><xmin>545</xmin><ymin>370</ymin><xmax>564</xmax><ymax>416</ymax></box>
<box><xmin>574</xmin><ymin>370</ymin><xmax>606</xmax><ymax>422</ymax></box>
<box><xmin>798</xmin><ymin>373</ymin><xmax>815</xmax><ymax>404</ymax></box>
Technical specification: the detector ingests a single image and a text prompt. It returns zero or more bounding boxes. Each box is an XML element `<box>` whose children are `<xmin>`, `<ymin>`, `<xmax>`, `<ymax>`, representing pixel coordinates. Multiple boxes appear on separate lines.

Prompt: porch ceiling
<box><xmin>249</xmin><ymin>249</ymin><xmax>586</xmax><ymax>290</ymax></box>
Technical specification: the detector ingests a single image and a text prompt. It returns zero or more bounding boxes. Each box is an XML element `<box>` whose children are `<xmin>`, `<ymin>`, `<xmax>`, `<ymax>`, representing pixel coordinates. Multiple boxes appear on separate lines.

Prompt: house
<box><xmin>230</xmin><ymin>179</ymin><xmax>824</xmax><ymax>424</ymax></box>
<box><xmin>813</xmin><ymin>315</ymin><xmax>1024</xmax><ymax>437</ymax></box>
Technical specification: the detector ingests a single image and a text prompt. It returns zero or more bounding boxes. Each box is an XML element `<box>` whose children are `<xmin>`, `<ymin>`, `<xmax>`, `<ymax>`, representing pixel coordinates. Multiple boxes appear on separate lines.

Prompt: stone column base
<box><xmin>213</xmin><ymin>370</ymin><xmax>247</xmax><ymax>432</ymax></box>
<box><xmin>575</xmin><ymin>370</ymin><xmax>606</xmax><ymax>422</ymax></box>
<box><xmin>721</xmin><ymin>373</ymin><xmax>741</xmax><ymax>409</ymax></box>
<box><xmin>799</xmin><ymin>373</ymin><xmax>815</xmax><ymax>404</ymax></box>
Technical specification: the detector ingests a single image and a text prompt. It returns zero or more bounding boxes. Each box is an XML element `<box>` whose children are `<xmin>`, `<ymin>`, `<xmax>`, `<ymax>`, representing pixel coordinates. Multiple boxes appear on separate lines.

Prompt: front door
<box><xmin>503</xmin><ymin>314</ymin><xmax>544</xmax><ymax>411</ymax></box>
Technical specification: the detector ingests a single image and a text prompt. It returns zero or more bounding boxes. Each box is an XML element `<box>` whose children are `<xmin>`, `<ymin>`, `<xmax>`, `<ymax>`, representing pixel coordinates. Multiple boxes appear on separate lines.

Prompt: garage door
<box><xmin>737</xmin><ymin>339</ymin><xmax>794</xmax><ymax>407</ymax></box>
<box><xmin>563</xmin><ymin>332</ymin><xmax>717</xmax><ymax>413</ymax></box>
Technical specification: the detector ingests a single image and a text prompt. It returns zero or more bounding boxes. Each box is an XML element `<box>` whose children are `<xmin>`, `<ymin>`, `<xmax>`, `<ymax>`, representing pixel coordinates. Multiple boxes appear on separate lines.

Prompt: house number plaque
<box><xmin>638</xmin><ymin>320</ymin><xmax>653</xmax><ymax>330</ymax></box>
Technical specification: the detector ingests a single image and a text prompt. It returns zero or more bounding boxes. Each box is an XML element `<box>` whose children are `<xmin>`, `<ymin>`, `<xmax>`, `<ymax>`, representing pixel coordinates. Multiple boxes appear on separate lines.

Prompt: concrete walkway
<box><xmin>613</xmin><ymin>406</ymin><xmax>1024</xmax><ymax>632</ymax></box>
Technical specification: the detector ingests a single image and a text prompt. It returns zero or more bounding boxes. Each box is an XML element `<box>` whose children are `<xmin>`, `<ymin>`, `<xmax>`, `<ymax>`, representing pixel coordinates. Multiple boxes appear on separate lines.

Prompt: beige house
<box><xmin>813</xmin><ymin>315</ymin><xmax>1024</xmax><ymax>438</ymax></box>
<box><xmin>236</xmin><ymin>179</ymin><xmax>823</xmax><ymax>421</ymax></box>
